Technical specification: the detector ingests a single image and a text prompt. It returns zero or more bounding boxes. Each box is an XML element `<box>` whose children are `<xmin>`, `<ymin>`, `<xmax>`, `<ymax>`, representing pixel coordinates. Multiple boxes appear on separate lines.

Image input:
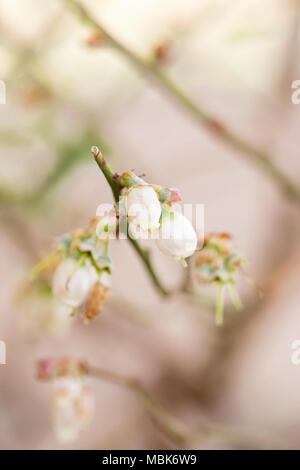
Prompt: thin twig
<box><xmin>88</xmin><ymin>365</ymin><xmax>282</xmax><ymax>449</ymax></box>
<box><xmin>65</xmin><ymin>0</ymin><xmax>300</xmax><ymax>204</ymax></box>
<box><xmin>89</xmin><ymin>366</ymin><xmax>188</xmax><ymax>446</ymax></box>
<box><xmin>91</xmin><ymin>146</ymin><xmax>169</xmax><ymax>296</ymax></box>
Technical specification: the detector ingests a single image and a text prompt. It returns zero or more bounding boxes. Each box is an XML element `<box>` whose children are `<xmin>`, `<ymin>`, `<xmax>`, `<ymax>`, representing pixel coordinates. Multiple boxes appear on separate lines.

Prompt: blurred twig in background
<box><xmin>0</xmin><ymin>131</ymin><xmax>108</xmax><ymax>208</ymax></box>
<box><xmin>0</xmin><ymin>7</ymin><xmax>110</xmax><ymax>210</ymax></box>
<box><xmin>0</xmin><ymin>0</ymin><xmax>299</xmax><ymax>450</ymax></box>
<box><xmin>65</xmin><ymin>0</ymin><xmax>300</xmax><ymax>205</ymax></box>
<box><xmin>89</xmin><ymin>365</ymin><xmax>282</xmax><ymax>449</ymax></box>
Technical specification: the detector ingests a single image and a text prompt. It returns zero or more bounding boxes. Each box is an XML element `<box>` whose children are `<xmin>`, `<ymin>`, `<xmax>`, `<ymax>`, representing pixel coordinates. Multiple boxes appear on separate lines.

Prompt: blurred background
<box><xmin>1</xmin><ymin>0</ymin><xmax>300</xmax><ymax>450</ymax></box>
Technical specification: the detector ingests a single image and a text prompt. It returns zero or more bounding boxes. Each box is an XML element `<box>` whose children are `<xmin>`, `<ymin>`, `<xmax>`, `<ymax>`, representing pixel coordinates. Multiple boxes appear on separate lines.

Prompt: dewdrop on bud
<box><xmin>126</xmin><ymin>185</ymin><xmax>161</xmax><ymax>233</ymax></box>
<box><xmin>52</xmin><ymin>259</ymin><xmax>98</xmax><ymax>308</ymax></box>
<box><xmin>156</xmin><ymin>210</ymin><xmax>197</xmax><ymax>259</ymax></box>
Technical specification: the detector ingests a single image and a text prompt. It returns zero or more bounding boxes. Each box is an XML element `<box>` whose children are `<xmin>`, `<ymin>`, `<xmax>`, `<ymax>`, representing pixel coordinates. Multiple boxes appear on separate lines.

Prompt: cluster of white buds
<box><xmin>31</xmin><ymin>218</ymin><xmax>112</xmax><ymax>324</ymax></box>
<box><xmin>192</xmin><ymin>233</ymin><xmax>246</xmax><ymax>325</ymax></box>
<box><xmin>117</xmin><ymin>171</ymin><xmax>198</xmax><ymax>262</ymax></box>
<box><xmin>37</xmin><ymin>358</ymin><xmax>93</xmax><ymax>443</ymax></box>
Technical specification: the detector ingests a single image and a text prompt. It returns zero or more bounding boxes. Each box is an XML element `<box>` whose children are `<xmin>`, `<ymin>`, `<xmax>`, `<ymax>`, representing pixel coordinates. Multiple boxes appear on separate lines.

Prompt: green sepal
<box><xmin>78</xmin><ymin>237</ymin><xmax>112</xmax><ymax>272</ymax></box>
<box><xmin>58</xmin><ymin>233</ymin><xmax>72</xmax><ymax>255</ymax></box>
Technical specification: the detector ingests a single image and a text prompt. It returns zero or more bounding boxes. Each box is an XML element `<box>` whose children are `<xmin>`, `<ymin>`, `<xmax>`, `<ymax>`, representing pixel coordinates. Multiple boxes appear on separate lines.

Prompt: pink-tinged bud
<box><xmin>156</xmin><ymin>187</ymin><xmax>182</xmax><ymax>205</ymax></box>
<box><xmin>37</xmin><ymin>358</ymin><xmax>88</xmax><ymax>381</ymax></box>
<box><xmin>156</xmin><ymin>211</ymin><xmax>197</xmax><ymax>259</ymax></box>
<box><xmin>37</xmin><ymin>359</ymin><xmax>57</xmax><ymax>380</ymax></box>
<box><xmin>52</xmin><ymin>259</ymin><xmax>98</xmax><ymax>308</ymax></box>
<box><xmin>168</xmin><ymin>188</ymin><xmax>182</xmax><ymax>205</ymax></box>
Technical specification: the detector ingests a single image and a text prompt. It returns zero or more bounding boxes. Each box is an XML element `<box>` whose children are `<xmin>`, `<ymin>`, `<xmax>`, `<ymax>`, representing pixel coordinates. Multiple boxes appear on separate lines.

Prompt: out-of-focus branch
<box><xmin>88</xmin><ymin>365</ymin><xmax>281</xmax><ymax>449</ymax></box>
<box><xmin>89</xmin><ymin>366</ymin><xmax>188</xmax><ymax>446</ymax></box>
<box><xmin>91</xmin><ymin>146</ymin><xmax>169</xmax><ymax>296</ymax></box>
<box><xmin>65</xmin><ymin>0</ymin><xmax>300</xmax><ymax>205</ymax></box>
<box><xmin>197</xmin><ymin>239</ymin><xmax>300</xmax><ymax>404</ymax></box>
<box><xmin>0</xmin><ymin>210</ymin><xmax>38</xmax><ymax>258</ymax></box>
<box><xmin>0</xmin><ymin>131</ymin><xmax>107</xmax><ymax>207</ymax></box>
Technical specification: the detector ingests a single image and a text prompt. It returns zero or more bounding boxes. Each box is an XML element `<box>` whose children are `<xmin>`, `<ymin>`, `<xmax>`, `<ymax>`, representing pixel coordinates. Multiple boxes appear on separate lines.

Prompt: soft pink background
<box><xmin>1</xmin><ymin>0</ymin><xmax>300</xmax><ymax>449</ymax></box>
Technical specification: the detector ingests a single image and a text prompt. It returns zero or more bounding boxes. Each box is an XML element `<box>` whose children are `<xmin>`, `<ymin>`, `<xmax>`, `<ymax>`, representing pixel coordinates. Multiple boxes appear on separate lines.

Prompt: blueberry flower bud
<box><xmin>37</xmin><ymin>359</ymin><xmax>93</xmax><ymax>443</ymax></box>
<box><xmin>192</xmin><ymin>233</ymin><xmax>246</xmax><ymax>325</ymax></box>
<box><xmin>156</xmin><ymin>210</ymin><xmax>197</xmax><ymax>259</ymax></box>
<box><xmin>52</xmin><ymin>259</ymin><xmax>98</xmax><ymax>308</ymax></box>
<box><xmin>52</xmin><ymin>376</ymin><xmax>94</xmax><ymax>443</ymax></box>
<box><xmin>194</xmin><ymin>233</ymin><xmax>243</xmax><ymax>284</ymax></box>
<box><xmin>126</xmin><ymin>185</ymin><xmax>161</xmax><ymax>233</ymax></box>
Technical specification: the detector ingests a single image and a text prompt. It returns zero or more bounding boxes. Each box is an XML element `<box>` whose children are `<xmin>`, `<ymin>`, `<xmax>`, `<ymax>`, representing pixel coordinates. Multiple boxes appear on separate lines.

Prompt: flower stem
<box><xmin>91</xmin><ymin>145</ymin><xmax>120</xmax><ymax>202</ymax></box>
<box><xmin>89</xmin><ymin>366</ymin><xmax>188</xmax><ymax>446</ymax></box>
<box><xmin>91</xmin><ymin>146</ymin><xmax>169</xmax><ymax>296</ymax></box>
<box><xmin>65</xmin><ymin>0</ymin><xmax>300</xmax><ymax>205</ymax></box>
<box><xmin>216</xmin><ymin>282</ymin><xmax>225</xmax><ymax>326</ymax></box>
<box><xmin>228</xmin><ymin>283</ymin><xmax>243</xmax><ymax>311</ymax></box>
<box><xmin>30</xmin><ymin>249</ymin><xmax>61</xmax><ymax>281</ymax></box>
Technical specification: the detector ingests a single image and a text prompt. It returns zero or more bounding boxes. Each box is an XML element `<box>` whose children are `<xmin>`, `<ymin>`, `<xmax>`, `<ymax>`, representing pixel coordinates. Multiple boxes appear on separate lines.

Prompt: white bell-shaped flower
<box><xmin>156</xmin><ymin>210</ymin><xmax>197</xmax><ymax>259</ymax></box>
<box><xmin>52</xmin><ymin>377</ymin><xmax>93</xmax><ymax>443</ymax></box>
<box><xmin>126</xmin><ymin>185</ymin><xmax>161</xmax><ymax>233</ymax></box>
<box><xmin>52</xmin><ymin>259</ymin><xmax>98</xmax><ymax>308</ymax></box>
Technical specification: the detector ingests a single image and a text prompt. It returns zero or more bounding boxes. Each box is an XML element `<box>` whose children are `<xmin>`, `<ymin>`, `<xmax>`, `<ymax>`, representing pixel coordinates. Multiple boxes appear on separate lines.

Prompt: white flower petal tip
<box><xmin>156</xmin><ymin>211</ymin><xmax>197</xmax><ymax>259</ymax></box>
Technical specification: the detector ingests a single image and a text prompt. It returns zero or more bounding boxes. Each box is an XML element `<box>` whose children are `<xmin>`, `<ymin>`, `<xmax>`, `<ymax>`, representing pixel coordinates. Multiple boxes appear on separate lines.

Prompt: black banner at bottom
<box><xmin>0</xmin><ymin>449</ymin><xmax>291</xmax><ymax>464</ymax></box>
